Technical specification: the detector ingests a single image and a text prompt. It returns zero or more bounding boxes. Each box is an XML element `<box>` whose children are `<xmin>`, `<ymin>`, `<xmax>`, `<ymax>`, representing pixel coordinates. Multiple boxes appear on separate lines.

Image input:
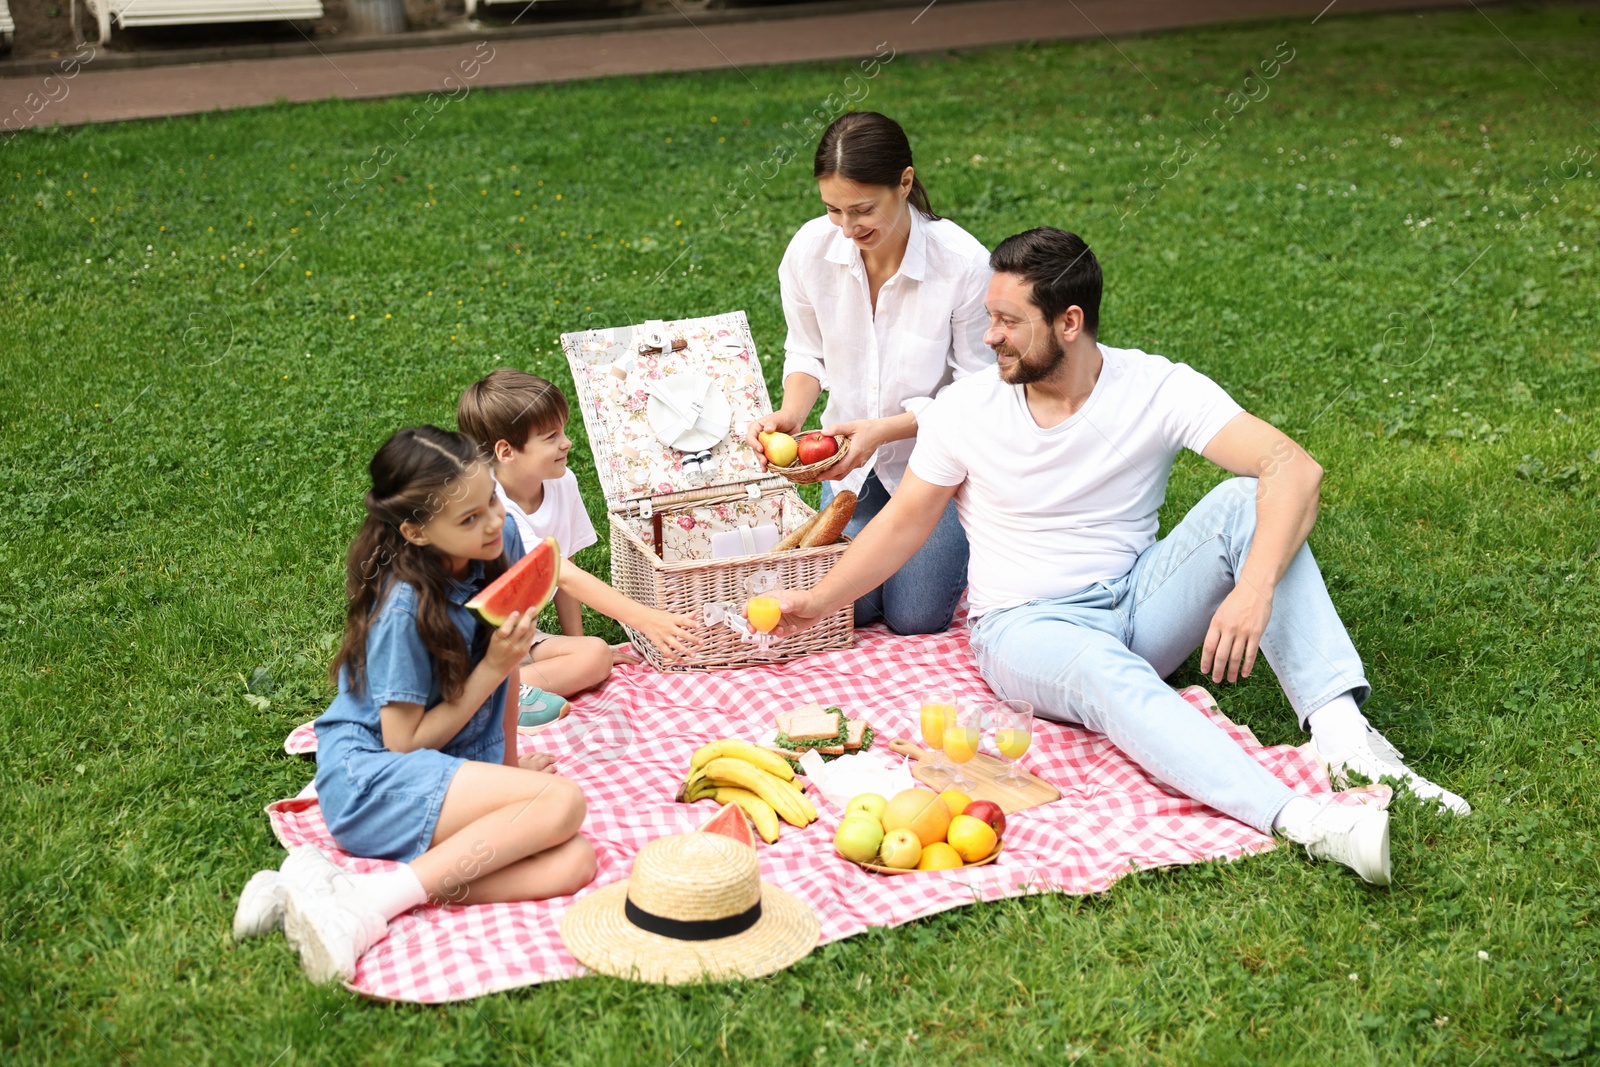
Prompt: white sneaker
<box><xmin>1287</xmin><ymin>800</ymin><xmax>1392</xmax><ymax>885</ymax></box>
<box><xmin>283</xmin><ymin>882</ymin><xmax>390</xmax><ymax>984</ymax></box>
<box><xmin>1324</xmin><ymin>729</ymin><xmax>1471</xmax><ymax>816</ymax></box>
<box><xmin>231</xmin><ymin>847</ymin><xmax>345</xmax><ymax>941</ymax></box>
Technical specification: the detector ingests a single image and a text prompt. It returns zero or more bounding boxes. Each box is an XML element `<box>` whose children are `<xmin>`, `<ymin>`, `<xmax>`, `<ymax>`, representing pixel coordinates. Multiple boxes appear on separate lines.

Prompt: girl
<box><xmin>233</xmin><ymin>426</ymin><xmax>596</xmax><ymax>983</ymax></box>
<box><xmin>745</xmin><ymin>111</ymin><xmax>993</xmax><ymax>635</ymax></box>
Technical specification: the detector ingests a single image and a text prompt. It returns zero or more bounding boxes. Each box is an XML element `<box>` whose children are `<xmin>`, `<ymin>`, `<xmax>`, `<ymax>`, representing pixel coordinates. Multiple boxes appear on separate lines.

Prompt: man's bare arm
<box><xmin>776</xmin><ymin>473</ymin><xmax>960</xmax><ymax>633</ymax></box>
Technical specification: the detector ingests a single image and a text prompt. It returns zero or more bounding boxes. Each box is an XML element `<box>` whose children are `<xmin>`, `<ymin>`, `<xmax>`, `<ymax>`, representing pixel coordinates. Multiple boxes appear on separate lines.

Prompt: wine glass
<box><xmin>990</xmin><ymin>699</ymin><xmax>1035</xmax><ymax>787</ymax></box>
<box><xmin>917</xmin><ymin>690</ymin><xmax>956</xmax><ymax>786</ymax></box>
<box><xmin>941</xmin><ymin>701</ymin><xmax>984</xmax><ymax>795</ymax></box>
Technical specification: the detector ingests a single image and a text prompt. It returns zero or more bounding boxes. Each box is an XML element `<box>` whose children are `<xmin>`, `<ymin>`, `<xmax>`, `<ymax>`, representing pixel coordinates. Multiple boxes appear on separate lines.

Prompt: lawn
<box><xmin>3</xmin><ymin>4</ymin><xmax>1599</xmax><ymax>1063</ymax></box>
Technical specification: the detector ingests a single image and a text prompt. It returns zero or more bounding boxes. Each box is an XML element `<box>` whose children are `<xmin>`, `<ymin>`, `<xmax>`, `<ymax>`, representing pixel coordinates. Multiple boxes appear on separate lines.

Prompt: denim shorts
<box><xmin>313</xmin><ymin>717</ymin><xmax>504</xmax><ymax>863</ymax></box>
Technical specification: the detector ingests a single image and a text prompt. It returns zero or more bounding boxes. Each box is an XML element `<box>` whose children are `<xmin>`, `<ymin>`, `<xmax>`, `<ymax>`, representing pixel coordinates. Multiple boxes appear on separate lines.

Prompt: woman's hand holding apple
<box><xmin>744</xmin><ymin>410</ymin><xmax>804</xmax><ymax>471</ymax></box>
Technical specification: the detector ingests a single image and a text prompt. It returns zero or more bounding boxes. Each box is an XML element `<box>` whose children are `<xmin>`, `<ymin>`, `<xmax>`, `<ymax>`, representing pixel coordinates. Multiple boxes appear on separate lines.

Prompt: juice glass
<box><xmin>990</xmin><ymin>699</ymin><xmax>1035</xmax><ymax>786</ymax></box>
<box><xmin>745</xmin><ymin>595</ymin><xmax>782</xmax><ymax>634</ymax></box>
<box><xmin>917</xmin><ymin>690</ymin><xmax>957</xmax><ymax>786</ymax></box>
<box><xmin>941</xmin><ymin>702</ymin><xmax>984</xmax><ymax>794</ymax></box>
<box><xmin>741</xmin><ymin>569</ymin><xmax>783</xmax><ymax>655</ymax></box>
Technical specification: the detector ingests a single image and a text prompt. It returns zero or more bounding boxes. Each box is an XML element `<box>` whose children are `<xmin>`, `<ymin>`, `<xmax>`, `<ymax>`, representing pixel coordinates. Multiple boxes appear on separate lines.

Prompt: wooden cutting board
<box><xmin>886</xmin><ymin>738</ymin><xmax>1060</xmax><ymax>815</ymax></box>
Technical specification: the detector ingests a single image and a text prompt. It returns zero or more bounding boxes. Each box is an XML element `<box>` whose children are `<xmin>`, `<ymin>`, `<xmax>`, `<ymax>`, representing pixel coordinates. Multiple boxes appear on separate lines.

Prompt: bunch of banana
<box><xmin>677</xmin><ymin>740</ymin><xmax>818</xmax><ymax>844</ymax></box>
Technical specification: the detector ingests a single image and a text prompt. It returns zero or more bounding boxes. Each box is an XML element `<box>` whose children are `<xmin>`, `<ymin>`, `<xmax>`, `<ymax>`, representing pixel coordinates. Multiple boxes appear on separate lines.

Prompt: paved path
<box><xmin>4</xmin><ymin>0</ymin><xmax>1479</xmax><ymax>128</ymax></box>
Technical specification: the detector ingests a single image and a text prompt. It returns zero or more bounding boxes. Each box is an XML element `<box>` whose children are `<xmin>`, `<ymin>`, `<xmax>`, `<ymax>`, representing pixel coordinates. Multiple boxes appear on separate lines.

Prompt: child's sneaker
<box><xmin>231</xmin><ymin>846</ymin><xmax>344</xmax><ymax>941</ymax></box>
<box><xmin>283</xmin><ymin>882</ymin><xmax>390</xmax><ymax>983</ymax></box>
<box><xmin>516</xmin><ymin>685</ymin><xmax>570</xmax><ymax>734</ymax></box>
<box><xmin>1322</xmin><ymin>728</ymin><xmax>1471</xmax><ymax>816</ymax></box>
<box><xmin>1286</xmin><ymin>800</ymin><xmax>1392</xmax><ymax>885</ymax></box>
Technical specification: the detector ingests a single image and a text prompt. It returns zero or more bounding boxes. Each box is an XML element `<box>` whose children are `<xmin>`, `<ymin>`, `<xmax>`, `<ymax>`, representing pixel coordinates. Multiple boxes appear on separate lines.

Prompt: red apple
<box><xmin>963</xmin><ymin>799</ymin><xmax>1006</xmax><ymax>837</ymax></box>
<box><xmin>795</xmin><ymin>432</ymin><xmax>839</xmax><ymax>465</ymax></box>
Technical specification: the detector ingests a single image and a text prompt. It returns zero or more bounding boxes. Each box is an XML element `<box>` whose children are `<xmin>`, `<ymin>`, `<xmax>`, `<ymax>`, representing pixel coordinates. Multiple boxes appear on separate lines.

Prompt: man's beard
<box><xmin>996</xmin><ymin>330</ymin><xmax>1067</xmax><ymax>385</ymax></box>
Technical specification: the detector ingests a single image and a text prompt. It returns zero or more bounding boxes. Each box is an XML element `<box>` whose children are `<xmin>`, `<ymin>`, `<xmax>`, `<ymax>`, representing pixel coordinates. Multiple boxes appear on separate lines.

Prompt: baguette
<box><xmin>800</xmin><ymin>490</ymin><xmax>856</xmax><ymax>549</ymax></box>
<box><xmin>773</xmin><ymin>511</ymin><xmax>822</xmax><ymax>552</ymax></box>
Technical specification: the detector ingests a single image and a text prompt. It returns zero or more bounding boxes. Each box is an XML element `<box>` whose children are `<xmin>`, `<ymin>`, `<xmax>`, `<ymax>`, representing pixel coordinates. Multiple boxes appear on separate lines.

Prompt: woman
<box><xmin>747</xmin><ymin>112</ymin><xmax>992</xmax><ymax>634</ymax></box>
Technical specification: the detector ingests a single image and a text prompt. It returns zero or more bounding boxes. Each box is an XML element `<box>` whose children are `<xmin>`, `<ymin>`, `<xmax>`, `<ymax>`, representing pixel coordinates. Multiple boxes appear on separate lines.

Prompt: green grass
<box><xmin>3</xmin><ymin>4</ymin><xmax>1599</xmax><ymax>1063</ymax></box>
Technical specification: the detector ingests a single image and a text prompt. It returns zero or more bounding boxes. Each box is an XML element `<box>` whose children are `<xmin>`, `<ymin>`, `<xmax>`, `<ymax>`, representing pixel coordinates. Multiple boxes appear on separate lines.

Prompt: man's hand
<box><xmin>1200</xmin><ymin>581</ymin><xmax>1274</xmax><ymax>683</ymax></box>
<box><xmin>774</xmin><ymin>588</ymin><xmax>830</xmax><ymax>638</ymax></box>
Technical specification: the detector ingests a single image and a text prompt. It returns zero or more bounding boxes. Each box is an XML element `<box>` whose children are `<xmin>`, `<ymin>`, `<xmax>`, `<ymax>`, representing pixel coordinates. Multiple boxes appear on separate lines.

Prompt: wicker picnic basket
<box><xmin>561</xmin><ymin>311</ymin><xmax>854</xmax><ymax>672</ymax></box>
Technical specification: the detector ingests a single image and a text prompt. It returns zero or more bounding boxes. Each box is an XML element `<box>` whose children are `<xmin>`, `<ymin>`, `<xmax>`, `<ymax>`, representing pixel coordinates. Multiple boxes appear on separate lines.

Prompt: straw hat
<box><xmin>560</xmin><ymin>831</ymin><xmax>819</xmax><ymax>985</ymax></box>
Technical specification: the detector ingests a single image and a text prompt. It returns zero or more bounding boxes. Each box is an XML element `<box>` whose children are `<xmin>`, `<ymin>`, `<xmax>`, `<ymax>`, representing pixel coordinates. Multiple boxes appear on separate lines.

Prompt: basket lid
<box><xmin>561</xmin><ymin>311</ymin><xmax>784</xmax><ymax>511</ymax></box>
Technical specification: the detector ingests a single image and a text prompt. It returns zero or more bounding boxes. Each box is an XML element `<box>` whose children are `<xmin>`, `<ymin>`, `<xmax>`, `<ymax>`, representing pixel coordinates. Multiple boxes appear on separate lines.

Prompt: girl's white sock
<box><xmin>1306</xmin><ymin>692</ymin><xmax>1369</xmax><ymax>758</ymax></box>
<box><xmin>346</xmin><ymin>865</ymin><xmax>429</xmax><ymax>921</ymax></box>
<box><xmin>1272</xmin><ymin>796</ymin><xmax>1322</xmax><ymax>841</ymax></box>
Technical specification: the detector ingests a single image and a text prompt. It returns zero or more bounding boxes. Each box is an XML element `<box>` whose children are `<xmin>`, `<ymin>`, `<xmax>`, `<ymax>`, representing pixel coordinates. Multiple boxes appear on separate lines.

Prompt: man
<box><xmin>778</xmin><ymin>227</ymin><xmax>1469</xmax><ymax>885</ymax></box>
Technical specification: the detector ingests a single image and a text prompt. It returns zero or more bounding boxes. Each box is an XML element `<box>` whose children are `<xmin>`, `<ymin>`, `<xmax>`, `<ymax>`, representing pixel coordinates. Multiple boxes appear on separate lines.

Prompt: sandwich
<box><xmin>771</xmin><ymin>703</ymin><xmax>876</xmax><ymax>762</ymax></box>
<box><xmin>773</xmin><ymin>705</ymin><xmax>846</xmax><ymax>755</ymax></box>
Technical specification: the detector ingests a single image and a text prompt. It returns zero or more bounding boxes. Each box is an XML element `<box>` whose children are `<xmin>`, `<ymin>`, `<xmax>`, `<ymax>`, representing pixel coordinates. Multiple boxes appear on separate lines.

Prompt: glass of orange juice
<box><xmin>745</xmin><ymin>595</ymin><xmax>782</xmax><ymax>634</ymax></box>
<box><xmin>990</xmin><ymin>699</ymin><xmax>1034</xmax><ymax>786</ymax></box>
<box><xmin>941</xmin><ymin>702</ymin><xmax>984</xmax><ymax>794</ymax></box>
<box><xmin>741</xmin><ymin>569</ymin><xmax>783</xmax><ymax>654</ymax></box>
<box><xmin>917</xmin><ymin>690</ymin><xmax>956</xmax><ymax>785</ymax></box>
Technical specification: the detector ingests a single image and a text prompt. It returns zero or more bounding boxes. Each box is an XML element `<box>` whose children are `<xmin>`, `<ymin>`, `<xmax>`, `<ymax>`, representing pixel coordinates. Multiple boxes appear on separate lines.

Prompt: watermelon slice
<box><xmin>698</xmin><ymin>802</ymin><xmax>758</xmax><ymax>850</ymax></box>
<box><xmin>467</xmin><ymin>535</ymin><xmax>561</xmax><ymax>626</ymax></box>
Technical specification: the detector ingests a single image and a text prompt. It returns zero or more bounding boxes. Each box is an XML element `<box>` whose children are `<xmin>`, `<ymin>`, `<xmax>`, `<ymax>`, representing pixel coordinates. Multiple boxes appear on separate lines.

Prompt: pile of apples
<box><xmin>833</xmin><ymin>787</ymin><xmax>1004</xmax><ymax>871</ymax></box>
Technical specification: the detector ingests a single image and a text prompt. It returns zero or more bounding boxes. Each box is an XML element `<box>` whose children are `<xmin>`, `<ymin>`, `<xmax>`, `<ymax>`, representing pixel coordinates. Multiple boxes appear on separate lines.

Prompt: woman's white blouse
<box><xmin>778</xmin><ymin>210</ymin><xmax>994</xmax><ymax>494</ymax></box>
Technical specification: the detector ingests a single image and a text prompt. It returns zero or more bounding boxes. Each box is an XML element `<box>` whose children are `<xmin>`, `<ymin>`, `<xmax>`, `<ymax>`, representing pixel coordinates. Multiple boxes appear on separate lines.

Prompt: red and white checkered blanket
<box><xmin>271</xmin><ymin>620</ymin><xmax>1374</xmax><ymax>1003</ymax></box>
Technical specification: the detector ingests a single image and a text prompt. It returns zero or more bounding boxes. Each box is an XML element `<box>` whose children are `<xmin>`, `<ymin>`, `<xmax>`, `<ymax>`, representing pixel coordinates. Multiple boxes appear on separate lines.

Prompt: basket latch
<box><xmin>638</xmin><ymin>319</ymin><xmax>686</xmax><ymax>354</ymax></box>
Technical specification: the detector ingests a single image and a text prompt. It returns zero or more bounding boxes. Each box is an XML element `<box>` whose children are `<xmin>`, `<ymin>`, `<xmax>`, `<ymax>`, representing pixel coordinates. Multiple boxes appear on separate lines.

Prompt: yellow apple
<box><xmin>878</xmin><ymin>827</ymin><xmax>922</xmax><ymax>869</ymax></box>
<box><xmin>757</xmin><ymin>431</ymin><xmax>798</xmax><ymax>468</ymax></box>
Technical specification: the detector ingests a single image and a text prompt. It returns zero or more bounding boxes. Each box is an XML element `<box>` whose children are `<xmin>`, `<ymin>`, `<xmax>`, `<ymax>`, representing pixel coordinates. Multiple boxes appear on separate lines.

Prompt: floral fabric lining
<box><xmin>563</xmin><ymin>313</ymin><xmax>775</xmax><ymax>511</ymax></box>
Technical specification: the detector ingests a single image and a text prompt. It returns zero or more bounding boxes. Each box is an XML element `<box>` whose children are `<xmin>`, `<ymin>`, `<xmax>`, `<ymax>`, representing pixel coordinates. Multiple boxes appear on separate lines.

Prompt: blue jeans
<box><xmin>968</xmin><ymin>477</ymin><xmax>1370</xmax><ymax>832</ymax></box>
<box><xmin>822</xmin><ymin>472</ymin><xmax>969</xmax><ymax>635</ymax></box>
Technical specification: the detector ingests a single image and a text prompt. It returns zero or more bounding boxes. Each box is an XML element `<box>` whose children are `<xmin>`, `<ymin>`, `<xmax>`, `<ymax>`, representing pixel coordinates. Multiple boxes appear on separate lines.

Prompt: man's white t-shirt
<box><xmin>908</xmin><ymin>345</ymin><xmax>1244</xmax><ymax>618</ymax></box>
<box><xmin>496</xmin><ymin>470</ymin><xmax>598</xmax><ymax>560</ymax></box>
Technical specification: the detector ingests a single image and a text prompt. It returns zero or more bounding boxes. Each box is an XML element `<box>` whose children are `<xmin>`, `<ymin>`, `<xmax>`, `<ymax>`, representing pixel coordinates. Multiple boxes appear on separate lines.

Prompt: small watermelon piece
<box><xmin>699</xmin><ymin>802</ymin><xmax>758</xmax><ymax>850</ymax></box>
<box><xmin>467</xmin><ymin>535</ymin><xmax>561</xmax><ymax>626</ymax></box>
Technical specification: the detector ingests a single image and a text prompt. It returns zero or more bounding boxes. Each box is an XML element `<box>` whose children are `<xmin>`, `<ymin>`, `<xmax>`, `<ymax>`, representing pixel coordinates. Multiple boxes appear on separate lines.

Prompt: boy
<box><xmin>457</xmin><ymin>370</ymin><xmax>699</xmax><ymax>722</ymax></box>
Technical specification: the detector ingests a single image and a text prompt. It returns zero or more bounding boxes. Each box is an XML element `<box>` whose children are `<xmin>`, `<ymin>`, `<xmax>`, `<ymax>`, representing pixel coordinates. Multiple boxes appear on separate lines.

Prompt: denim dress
<box><xmin>312</xmin><ymin>522</ymin><xmax>525</xmax><ymax>862</ymax></box>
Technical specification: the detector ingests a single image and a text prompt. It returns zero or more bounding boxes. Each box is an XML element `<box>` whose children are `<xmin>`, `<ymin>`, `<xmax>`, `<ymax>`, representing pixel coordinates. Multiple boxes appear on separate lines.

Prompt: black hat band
<box><xmin>623</xmin><ymin>896</ymin><xmax>763</xmax><ymax>942</ymax></box>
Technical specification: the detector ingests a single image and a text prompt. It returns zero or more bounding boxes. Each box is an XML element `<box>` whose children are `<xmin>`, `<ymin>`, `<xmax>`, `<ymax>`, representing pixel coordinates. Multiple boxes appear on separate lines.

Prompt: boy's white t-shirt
<box><xmin>908</xmin><ymin>345</ymin><xmax>1244</xmax><ymax>619</ymax></box>
<box><xmin>496</xmin><ymin>469</ymin><xmax>598</xmax><ymax>560</ymax></box>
